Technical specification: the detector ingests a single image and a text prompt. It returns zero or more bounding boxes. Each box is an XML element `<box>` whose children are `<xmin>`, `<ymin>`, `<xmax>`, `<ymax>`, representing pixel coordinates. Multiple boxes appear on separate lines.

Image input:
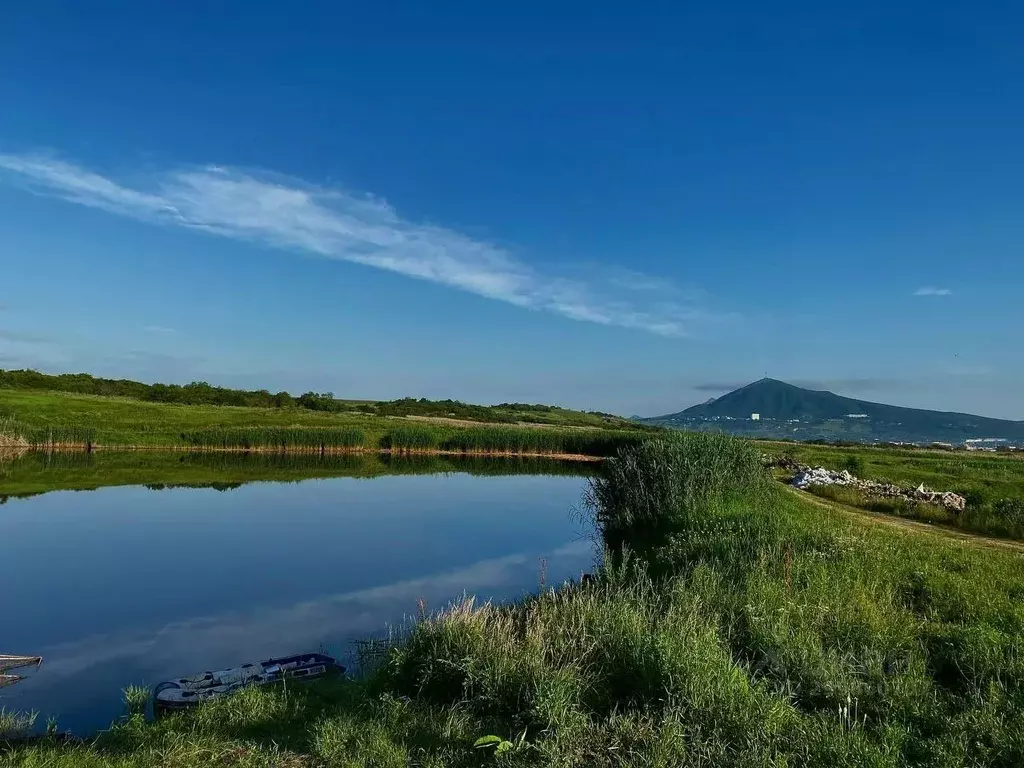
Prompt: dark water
<box><xmin>0</xmin><ymin>467</ymin><xmax>593</xmax><ymax>734</ymax></box>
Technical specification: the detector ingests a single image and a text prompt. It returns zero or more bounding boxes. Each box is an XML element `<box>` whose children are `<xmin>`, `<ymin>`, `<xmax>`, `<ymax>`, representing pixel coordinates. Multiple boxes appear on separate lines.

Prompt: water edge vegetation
<box><xmin>0</xmin><ymin>389</ymin><xmax>650</xmax><ymax>457</ymax></box>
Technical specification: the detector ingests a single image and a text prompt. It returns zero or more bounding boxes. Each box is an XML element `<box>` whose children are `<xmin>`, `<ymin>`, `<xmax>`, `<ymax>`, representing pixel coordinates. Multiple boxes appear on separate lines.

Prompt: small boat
<box><xmin>0</xmin><ymin>655</ymin><xmax>42</xmax><ymax>674</ymax></box>
<box><xmin>0</xmin><ymin>655</ymin><xmax>41</xmax><ymax>690</ymax></box>
<box><xmin>153</xmin><ymin>652</ymin><xmax>342</xmax><ymax>711</ymax></box>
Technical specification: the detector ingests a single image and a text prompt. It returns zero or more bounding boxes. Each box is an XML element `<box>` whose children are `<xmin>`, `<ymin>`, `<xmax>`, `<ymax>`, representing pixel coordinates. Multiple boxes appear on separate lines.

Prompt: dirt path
<box><xmin>784</xmin><ymin>485</ymin><xmax>1024</xmax><ymax>553</ymax></box>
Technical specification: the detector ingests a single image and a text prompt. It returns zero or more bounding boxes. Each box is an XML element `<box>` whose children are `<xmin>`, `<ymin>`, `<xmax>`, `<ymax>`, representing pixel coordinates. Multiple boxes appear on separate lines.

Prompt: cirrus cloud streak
<box><xmin>0</xmin><ymin>153</ymin><xmax>729</xmax><ymax>337</ymax></box>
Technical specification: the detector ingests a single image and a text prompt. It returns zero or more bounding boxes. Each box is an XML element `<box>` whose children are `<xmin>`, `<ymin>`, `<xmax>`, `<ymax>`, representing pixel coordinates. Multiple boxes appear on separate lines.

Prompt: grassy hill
<box><xmin>0</xmin><ymin>383</ymin><xmax>652</xmax><ymax>457</ymax></box>
<box><xmin>0</xmin><ymin>368</ymin><xmax>639</xmax><ymax>431</ymax></box>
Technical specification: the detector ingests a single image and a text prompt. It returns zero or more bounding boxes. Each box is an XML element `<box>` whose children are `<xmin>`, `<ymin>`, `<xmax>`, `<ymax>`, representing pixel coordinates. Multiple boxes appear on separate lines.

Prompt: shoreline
<box><xmin>5</xmin><ymin>444</ymin><xmax>605</xmax><ymax>462</ymax></box>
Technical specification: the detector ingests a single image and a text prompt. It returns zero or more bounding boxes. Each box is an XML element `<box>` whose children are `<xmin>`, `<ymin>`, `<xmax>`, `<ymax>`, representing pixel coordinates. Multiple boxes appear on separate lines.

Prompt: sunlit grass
<box><xmin>774</xmin><ymin>442</ymin><xmax>1024</xmax><ymax>540</ymax></box>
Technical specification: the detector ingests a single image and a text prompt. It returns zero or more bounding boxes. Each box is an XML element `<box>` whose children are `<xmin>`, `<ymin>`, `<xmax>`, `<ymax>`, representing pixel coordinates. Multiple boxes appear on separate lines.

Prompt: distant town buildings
<box><xmin>964</xmin><ymin>438</ymin><xmax>1009</xmax><ymax>452</ymax></box>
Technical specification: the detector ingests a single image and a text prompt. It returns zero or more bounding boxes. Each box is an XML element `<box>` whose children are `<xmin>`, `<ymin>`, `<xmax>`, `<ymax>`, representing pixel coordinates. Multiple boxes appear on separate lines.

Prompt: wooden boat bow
<box><xmin>0</xmin><ymin>655</ymin><xmax>42</xmax><ymax>673</ymax></box>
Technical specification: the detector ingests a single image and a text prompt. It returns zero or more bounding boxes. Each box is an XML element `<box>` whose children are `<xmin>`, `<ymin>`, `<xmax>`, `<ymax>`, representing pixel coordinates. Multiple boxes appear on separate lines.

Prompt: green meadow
<box><xmin>0</xmin><ymin>389</ymin><xmax>646</xmax><ymax>456</ymax></box>
<box><xmin>770</xmin><ymin>441</ymin><xmax>1024</xmax><ymax>540</ymax></box>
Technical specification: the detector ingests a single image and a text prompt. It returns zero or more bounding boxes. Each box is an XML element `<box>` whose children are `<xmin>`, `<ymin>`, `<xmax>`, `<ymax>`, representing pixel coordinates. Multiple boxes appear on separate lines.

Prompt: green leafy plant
<box><xmin>473</xmin><ymin>728</ymin><xmax>530</xmax><ymax>758</ymax></box>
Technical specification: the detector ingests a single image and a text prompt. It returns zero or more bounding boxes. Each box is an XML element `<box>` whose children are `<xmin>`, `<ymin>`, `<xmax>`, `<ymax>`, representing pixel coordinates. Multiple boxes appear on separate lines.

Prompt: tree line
<box><xmin>0</xmin><ymin>368</ymin><xmax>636</xmax><ymax>428</ymax></box>
<box><xmin>0</xmin><ymin>368</ymin><xmax>348</xmax><ymax>411</ymax></box>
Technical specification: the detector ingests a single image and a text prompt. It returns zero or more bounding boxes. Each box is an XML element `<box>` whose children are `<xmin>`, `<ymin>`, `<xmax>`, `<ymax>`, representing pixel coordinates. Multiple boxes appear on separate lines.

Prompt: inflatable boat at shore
<box><xmin>153</xmin><ymin>652</ymin><xmax>342</xmax><ymax>711</ymax></box>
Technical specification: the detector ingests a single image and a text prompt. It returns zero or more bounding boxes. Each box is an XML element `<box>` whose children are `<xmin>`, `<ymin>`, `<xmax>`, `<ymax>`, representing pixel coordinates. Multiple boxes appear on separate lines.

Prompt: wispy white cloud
<box><xmin>914</xmin><ymin>286</ymin><xmax>952</xmax><ymax>297</ymax></box>
<box><xmin>143</xmin><ymin>325</ymin><xmax>177</xmax><ymax>334</ymax></box>
<box><xmin>0</xmin><ymin>152</ymin><xmax>729</xmax><ymax>337</ymax></box>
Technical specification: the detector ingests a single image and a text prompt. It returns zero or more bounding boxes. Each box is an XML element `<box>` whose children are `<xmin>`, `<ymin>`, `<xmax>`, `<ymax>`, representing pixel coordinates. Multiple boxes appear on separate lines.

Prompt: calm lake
<box><xmin>0</xmin><ymin>459</ymin><xmax>594</xmax><ymax>734</ymax></box>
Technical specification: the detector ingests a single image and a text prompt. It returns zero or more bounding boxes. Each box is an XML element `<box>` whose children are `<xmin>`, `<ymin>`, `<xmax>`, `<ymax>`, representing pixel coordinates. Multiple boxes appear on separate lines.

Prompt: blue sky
<box><xmin>1</xmin><ymin>1</ymin><xmax>1021</xmax><ymax>418</ymax></box>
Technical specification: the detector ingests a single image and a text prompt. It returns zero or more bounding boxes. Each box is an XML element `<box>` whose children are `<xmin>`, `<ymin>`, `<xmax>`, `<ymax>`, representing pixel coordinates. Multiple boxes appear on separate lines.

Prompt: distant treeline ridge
<box><xmin>0</xmin><ymin>368</ymin><xmax>630</xmax><ymax>426</ymax></box>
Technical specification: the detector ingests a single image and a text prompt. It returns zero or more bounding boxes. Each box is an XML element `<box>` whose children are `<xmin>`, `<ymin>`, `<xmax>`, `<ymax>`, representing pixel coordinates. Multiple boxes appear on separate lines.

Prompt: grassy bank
<box><xmin>6</xmin><ymin>434</ymin><xmax>1024</xmax><ymax>766</ymax></box>
<box><xmin>0</xmin><ymin>369</ymin><xmax>644</xmax><ymax>430</ymax></box>
<box><xmin>0</xmin><ymin>389</ymin><xmax>647</xmax><ymax>457</ymax></box>
<box><xmin>769</xmin><ymin>441</ymin><xmax>1024</xmax><ymax>541</ymax></box>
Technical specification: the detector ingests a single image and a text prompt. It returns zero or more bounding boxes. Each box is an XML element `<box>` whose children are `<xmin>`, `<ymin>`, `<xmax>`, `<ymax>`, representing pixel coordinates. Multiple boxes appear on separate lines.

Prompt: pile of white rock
<box><xmin>791</xmin><ymin>467</ymin><xmax>855</xmax><ymax>488</ymax></box>
<box><xmin>789</xmin><ymin>465</ymin><xmax>966</xmax><ymax>513</ymax></box>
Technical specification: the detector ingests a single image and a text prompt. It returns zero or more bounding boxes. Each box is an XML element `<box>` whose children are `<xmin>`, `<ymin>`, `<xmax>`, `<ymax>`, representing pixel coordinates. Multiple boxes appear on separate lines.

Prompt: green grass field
<box><xmin>5</xmin><ymin>435</ymin><xmax>1023</xmax><ymax>766</ymax></box>
<box><xmin>0</xmin><ymin>389</ymin><xmax>377</xmax><ymax>446</ymax></box>
<box><xmin>767</xmin><ymin>441</ymin><xmax>1024</xmax><ymax>540</ymax></box>
<box><xmin>768</xmin><ymin>441</ymin><xmax>1024</xmax><ymax>500</ymax></box>
<box><xmin>0</xmin><ymin>368</ymin><xmax>645</xmax><ymax>431</ymax></box>
<box><xmin>0</xmin><ymin>389</ymin><xmax>647</xmax><ymax>456</ymax></box>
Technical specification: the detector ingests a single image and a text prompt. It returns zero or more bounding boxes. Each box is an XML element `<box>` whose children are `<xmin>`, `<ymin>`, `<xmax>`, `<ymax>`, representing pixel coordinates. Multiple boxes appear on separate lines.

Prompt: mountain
<box><xmin>643</xmin><ymin>379</ymin><xmax>1024</xmax><ymax>446</ymax></box>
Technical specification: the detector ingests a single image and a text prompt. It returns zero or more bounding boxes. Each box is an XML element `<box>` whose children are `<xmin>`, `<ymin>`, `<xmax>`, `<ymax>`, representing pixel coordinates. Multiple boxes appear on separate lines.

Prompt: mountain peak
<box><xmin>680</xmin><ymin>378</ymin><xmax>850</xmax><ymax>421</ymax></box>
<box><xmin>643</xmin><ymin>379</ymin><xmax>1024</xmax><ymax>445</ymax></box>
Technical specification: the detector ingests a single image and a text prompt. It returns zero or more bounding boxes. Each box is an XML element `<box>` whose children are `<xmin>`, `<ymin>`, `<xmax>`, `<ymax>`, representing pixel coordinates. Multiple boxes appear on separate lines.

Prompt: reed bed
<box><xmin>180</xmin><ymin>423</ymin><xmax>645</xmax><ymax>457</ymax></box>
<box><xmin>384</xmin><ymin>424</ymin><xmax>644</xmax><ymax>456</ymax></box>
<box><xmin>439</xmin><ymin>426</ymin><xmax>644</xmax><ymax>456</ymax></box>
<box><xmin>0</xmin><ymin>415</ymin><xmax>94</xmax><ymax>450</ymax></box>
<box><xmin>179</xmin><ymin>426</ymin><xmax>367</xmax><ymax>450</ymax></box>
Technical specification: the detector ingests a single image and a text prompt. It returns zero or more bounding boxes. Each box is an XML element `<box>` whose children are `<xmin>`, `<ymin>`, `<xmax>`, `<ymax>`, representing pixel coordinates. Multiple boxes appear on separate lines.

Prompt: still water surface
<box><xmin>1</xmin><ymin>468</ymin><xmax>592</xmax><ymax>733</ymax></box>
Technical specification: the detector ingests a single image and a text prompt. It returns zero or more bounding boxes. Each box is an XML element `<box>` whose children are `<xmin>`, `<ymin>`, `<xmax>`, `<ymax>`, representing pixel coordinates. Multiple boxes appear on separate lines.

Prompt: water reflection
<box><xmin>1</xmin><ymin>449</ymin><xmax>594</xmax><ymax>502</ymax></box>
<box><xmin>1</xmin><ymin>466</ymin><xmax>594</xmax><ymax>734</ymax></box>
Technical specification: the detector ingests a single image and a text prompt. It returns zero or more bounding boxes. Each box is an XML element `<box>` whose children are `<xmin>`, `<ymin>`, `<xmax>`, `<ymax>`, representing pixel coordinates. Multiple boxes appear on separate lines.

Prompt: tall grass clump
<box><xmin>381</xmin><ymin>426</ymin><xmax>440</xmax><ymax>451</ymax></box>
<box><xmin>0</xmin><ymin>709</ymin><xmax>37</xmax><ymax>740</ymax></box>
<box><xmin>0</xmin><ymin>415</ymin><xmax>28</xmax><ymax>449</ymax></box>
<box><xmin>2</xmin><ymin>411</ymin><xmax>96</xmax><ymax>449</ymax></box>
<box><xmin>20</xmin><ymin>424</ymin><xmax>97</xmax><ymax>449</ymax></box>
<box><xmin>587</xmin><ymin>433</ymin><xmax>767</xmax><ymax>548</ymax></box>
<box><xmin>180</xmin><ymin>426</ymin><xmax>366</xmax><ymax>450</ymax></box>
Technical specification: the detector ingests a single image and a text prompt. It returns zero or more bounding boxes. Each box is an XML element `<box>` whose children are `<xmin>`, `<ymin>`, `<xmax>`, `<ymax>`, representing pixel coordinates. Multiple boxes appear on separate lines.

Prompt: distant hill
<box><xmin>0</xmin><ymin>368</ymin><xmax>648</xmax><ymax>432</ymax></box>
<box><xmin>643</xmin><ymin>379</ymin><xmax>1024</xmax><ymax>446</ymax></box>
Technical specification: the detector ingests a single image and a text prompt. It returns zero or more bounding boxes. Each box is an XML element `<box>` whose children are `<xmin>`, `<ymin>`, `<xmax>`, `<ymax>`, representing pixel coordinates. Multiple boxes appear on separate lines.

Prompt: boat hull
<box><xmin>0</xmin><ymin>655</ymin><xmax>42</xmax><ymax>674</ymax></box>
<box><xmin>153</xmin><ymin>653</ymin><xmax>342</xmax><ymax>711</ymax></box>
